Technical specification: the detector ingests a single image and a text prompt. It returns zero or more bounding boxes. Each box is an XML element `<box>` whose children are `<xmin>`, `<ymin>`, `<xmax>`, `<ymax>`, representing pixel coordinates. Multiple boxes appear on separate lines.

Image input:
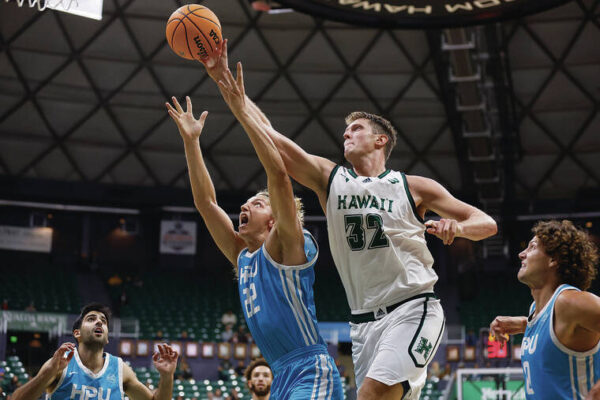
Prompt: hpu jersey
<box><xmin>522</xmin><ymin>284</ymin><xmax>600</xmax><ymax>399</ymax></box>
<box><xmin>48</xmin><ymin>349</ymin><xmax>123</xmax><ymax>400</ymax></box>
<box><xmin>237</xmin><ymin>230</ymin><xmax>327</xmax><ymax>365</ymax></box>
<box><xmin>326</xmin><ymin>166</ymin><xmax>438</xmax><ymax>314</ymax></box>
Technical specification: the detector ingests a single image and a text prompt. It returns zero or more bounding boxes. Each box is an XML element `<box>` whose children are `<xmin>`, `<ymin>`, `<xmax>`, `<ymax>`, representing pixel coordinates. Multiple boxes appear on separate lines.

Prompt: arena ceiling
<box><xmin>0</xmin><ymin>0</ymin><xmax>598</xmax><ymax>208</ymax></box>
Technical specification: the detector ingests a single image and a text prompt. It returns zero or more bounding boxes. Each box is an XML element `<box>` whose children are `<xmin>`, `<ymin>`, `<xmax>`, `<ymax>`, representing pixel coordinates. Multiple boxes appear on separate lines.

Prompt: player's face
<box><xmin>517</xmin><ymin>236</ymin><xmax>554</xmax><ymax>286</ymax></box>
<box><xmin>75</xmin><ymin>311</ymin><xmax>109</xmax><ymax>346</ymax></box>
<box><xmin>248</xmin><ymin>366</ymin><xmax>272</xmax><ymax>396</ymax></box>
<box><xmin>239</xmin><ymin>195</ymin><xmax>274</xmax><ymax>237</ymax></box>
<box><xmin>343</xmin><ymin>119</ymin><xmax>384</xmax><ymax>162</ymax></box>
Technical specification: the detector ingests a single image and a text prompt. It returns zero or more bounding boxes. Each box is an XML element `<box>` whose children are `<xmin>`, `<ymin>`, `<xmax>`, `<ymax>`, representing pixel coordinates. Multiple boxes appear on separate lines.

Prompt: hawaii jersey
<box><xmin>522</xmin><ymin>284</ymin><xmax>600</xmax><ymax>399</ymax></box>
<box><xmin>48</xmin><ymin>349</ymin><xmax>123</xmax><ymax>400</ymax></box>
<box><xmin>237</xmin><ymin>230</ymin><xmax>326</xmax><ymax>365</ymax></box>
<box><xmin>326</xmin><ymin>166</ymin><xmax>438</xmax><ymax>313</ymax></box>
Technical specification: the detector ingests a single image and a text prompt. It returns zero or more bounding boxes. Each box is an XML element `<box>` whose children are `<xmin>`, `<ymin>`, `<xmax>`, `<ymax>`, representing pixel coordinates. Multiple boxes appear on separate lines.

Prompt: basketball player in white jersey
<box><xmin>201</xmin><ymin>42</ymin><xmax>497</xmax><ymax>400</ymax></box>
<box><xmin>11</xmin><ymin>303</ymin><xmax>179</xmax><ymax>400</ymax></box>
<box><xmin>490</xmin><ymin>220</ymin><xmax>600</xmax><ymax>399</ymax></box>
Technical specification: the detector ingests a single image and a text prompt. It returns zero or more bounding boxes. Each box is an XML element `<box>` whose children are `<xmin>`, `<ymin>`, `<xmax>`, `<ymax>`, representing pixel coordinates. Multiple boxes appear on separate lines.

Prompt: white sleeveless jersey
<box><xmin>326</xmin><ymin>166</ymin><xmax>438</xmax><ymax>314</ymax></box>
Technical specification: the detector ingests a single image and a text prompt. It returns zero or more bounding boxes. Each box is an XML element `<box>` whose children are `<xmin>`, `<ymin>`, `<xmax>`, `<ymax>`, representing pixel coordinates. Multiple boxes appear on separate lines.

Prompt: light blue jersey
<box><xmin>522</xmin><ymin>284</ymin><xmax>600</xmax><ymax>399</ymax></box>
<box><xmin>237</xmin><ymin>230</ymin><xmax>343</xmax><ymax>399</ymax></box>
<box><xmin>48</xmin><ymin>349</ymin><xmax>123</xmax><ymax>400</ymax></box>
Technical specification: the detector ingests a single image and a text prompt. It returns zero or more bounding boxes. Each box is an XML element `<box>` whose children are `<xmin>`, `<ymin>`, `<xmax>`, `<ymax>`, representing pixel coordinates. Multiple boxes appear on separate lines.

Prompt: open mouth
<box><xmin>240</xmin><ymin>213</ymin><xmax>249</xmax><ymax>227</ymax></box>
<box><xmin>94</xmin><ymin>327</ymin><xmax>103</xmax><ymax>335</ymax></box>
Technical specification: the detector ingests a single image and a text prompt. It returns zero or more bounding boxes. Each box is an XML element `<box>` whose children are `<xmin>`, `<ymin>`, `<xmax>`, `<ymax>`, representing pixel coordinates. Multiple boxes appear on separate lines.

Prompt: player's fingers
<box><xmin>152</xmin><ymin>351</ymin><xmax>160</xmax><ymax>362</ymax></box>
<box><xmin>186</xmin><ymin>96</ymin><xmax>193</xmax><ymax>114</ymax></box>
<box><xmin>165</xmin><ymin>102</ymin><xmax>178</xmax><ymax>116</ymax></box>
<box><xmin>222</xmin><ymin>39</ymin><xmax>229</xmax><ymax>62</ymax></box>
<box><xmin>237</xmin><ymin>62</ymin><xmax>245</xmax><ymax>98</ymax></box>
<box><xmin>199</xmin><ymin>111</ymin><xmax>208</xmax><ymax>126</ymax></box>
<box><xmin>172</xmin><ymin>96</ymin><xmax>184</xmax><ymax>113</ymax></box>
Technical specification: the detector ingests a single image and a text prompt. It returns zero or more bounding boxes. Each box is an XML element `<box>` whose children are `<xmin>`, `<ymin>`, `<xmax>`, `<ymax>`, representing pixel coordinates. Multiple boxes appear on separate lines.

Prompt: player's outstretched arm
<box><xmin>203</xmin><ymin>40</ymin><xmax>335</xmax><ymax>203</ymax></box>
<box><xmin>217</xmin><ymin>63</ymin><xmax>306</xmax><ymax>264</ymax></box>
<box><xmin>166</xmin><ymin>97</ymin><xmax>245</xmax><ymax>265</ymax></box>
<box><xmin>489</xmin><ymin>316</ymin><xmax>527</xmax><ymax>343</ymax></box>
<box><xmin>406</xmin><ymin>175</ymin><xmax>497</xmax><ymax>244</ymax></box>
<box><xmin>123</xmin><ymin>344</ymin><xmax>179</xmax><ymax>400</ymax></box>
<box><xmin>11</xmin><ymin>342</ymin><xmax>75</xmax><ymax>400</ymax></box>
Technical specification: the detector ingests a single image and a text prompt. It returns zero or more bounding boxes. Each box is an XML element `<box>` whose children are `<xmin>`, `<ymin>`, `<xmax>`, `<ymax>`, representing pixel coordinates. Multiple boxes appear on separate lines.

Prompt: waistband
<box><xmin>349</xmin><ymin>293</ymin><xmax>437</xmax><ymax>324</ymax></box>
<box><xmin>270</xmin><ymin>344</ymin><xmax>329</xmax><ymax>374</ymax></box>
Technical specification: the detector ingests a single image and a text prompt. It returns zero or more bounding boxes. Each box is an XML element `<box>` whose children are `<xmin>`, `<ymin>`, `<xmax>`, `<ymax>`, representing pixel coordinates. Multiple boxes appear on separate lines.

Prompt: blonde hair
<box><xmin>256</xmin><ymin>190</ymin><xmax>304</xmax><ymax>226</ymax></box>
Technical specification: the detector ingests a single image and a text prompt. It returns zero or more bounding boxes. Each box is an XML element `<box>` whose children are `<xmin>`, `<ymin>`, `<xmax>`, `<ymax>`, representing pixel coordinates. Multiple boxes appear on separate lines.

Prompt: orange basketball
<box><xmin>166</xmin><ymin>4</ymin><xmax>222</xmax><ymax>61</ymax></box>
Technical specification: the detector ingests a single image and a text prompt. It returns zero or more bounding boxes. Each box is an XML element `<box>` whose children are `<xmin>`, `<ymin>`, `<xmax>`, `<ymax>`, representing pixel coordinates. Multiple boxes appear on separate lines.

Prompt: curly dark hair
<box><xmin>345</xmin><ymin>111</ymin><xmax>398</xmax><ymax>160</ymax></box>
<box><xmin>533</xmin><ymin>220</ymin><xmax>599</xmax><ymax>290</ymax></box>
<box><xmin>244</xmin><ymin>358</ymin><xmax>271</xmax><ymax>382</ymax></box>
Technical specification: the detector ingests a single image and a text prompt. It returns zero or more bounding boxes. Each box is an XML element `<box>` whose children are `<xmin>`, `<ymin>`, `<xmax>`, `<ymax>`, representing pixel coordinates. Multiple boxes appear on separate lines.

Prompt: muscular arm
<box><xmin>203</xmin><ymin>41</ymin><xmax>334</xmax><ymax>208</ymax></box>
<box><xmin>167</xmin><ymin>98</ymin><xmax>246</xmax><ymax>265</ymax></box>
<box><xmin>11</xmin><ymin>343</ymin><xmax>74</xmax><ymax>400</ymax></box>
<box><xmin>555</xmin><ymin>290</ymin><xmax>600</xmax><ymax>351</ymax></box>
<box><xmin>218</xmin><ymin>65</ymin><xmax>305</xmax><ymax>264</ymax></box>
<box><xmin>407</xmin><ymin>175</ymin><xmax>497</xmax><ymax>242</ymax></box>
<box><xmin>11</xmin><ymin>359</ymin><xmax>62</xmax><ymax>400</ymax></box>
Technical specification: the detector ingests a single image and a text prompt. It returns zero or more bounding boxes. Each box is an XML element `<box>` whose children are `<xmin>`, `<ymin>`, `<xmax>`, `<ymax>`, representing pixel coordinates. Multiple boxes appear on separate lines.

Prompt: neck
<box><xmin>253</xmin><ymin>394</ymin><xmax>269</xmax><ymax>400</ymax></box>
<box><xmin>243</xmin><ymin>232</ymin><xmax>268</xmax><ymax>253</ymax></box>
<box><xmin>530</xmin><ymin>282</ymin><xmax>561</xmax><ymax>317</ymax></box>
<box><xmin>77</xmin><ymin>344</ymin><xmax>105</xmax><ymax>373</ymax></box>
<box><xmin>348</xmin><ymin>153</ymin><xmax>386</xmax><ymax>177</ymax></box>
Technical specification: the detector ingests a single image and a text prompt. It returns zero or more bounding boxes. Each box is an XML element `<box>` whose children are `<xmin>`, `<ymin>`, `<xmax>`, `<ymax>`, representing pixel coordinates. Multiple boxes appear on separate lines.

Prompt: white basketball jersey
<box><xmin>326</xmin><ymin>166</ymin><xmax>438</xmax><ymax>314</ymax></box>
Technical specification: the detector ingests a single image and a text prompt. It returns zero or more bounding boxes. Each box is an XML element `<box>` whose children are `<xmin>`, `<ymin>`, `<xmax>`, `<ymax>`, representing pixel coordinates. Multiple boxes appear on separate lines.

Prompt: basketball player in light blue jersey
<box><xmin>166</xmin><ymin>76</ymin><xmax>343</xmax><ymax>398</ymax></box>
<box><xmin>12</xmin><ymin>303</ymin><xmax>179</xmax><ymax>400</ymax></box>
<box><xmin>490</xmin><ymin>220</ymin><xmax>600</xmax><ymax>399</ymax></box>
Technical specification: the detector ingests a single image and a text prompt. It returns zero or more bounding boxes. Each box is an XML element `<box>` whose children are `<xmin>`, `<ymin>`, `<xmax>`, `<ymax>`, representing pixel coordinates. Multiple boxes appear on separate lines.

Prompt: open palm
<box><xmin>165</xmin><ymin>96</ymin><xmax>208</xmax><ymax>142</ymax></box>
<box><xmin>153</xmin><ymin>344</ymin><xmax>179</xmax><ymax>376</ymax></box>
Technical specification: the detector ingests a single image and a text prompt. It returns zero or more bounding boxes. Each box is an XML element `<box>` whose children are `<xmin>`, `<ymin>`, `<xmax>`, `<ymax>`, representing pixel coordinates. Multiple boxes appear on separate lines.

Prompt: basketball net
<box><xmin>5</xmin><ymin>0</ymin><xmax>78</xmax><ymax>12</ymax></box>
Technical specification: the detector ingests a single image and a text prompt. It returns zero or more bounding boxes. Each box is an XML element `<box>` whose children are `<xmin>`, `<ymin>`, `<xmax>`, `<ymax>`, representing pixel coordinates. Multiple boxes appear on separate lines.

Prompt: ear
<box><xmin>73</xmin><ymin>329</ymin><xmax>81</xmax><ymax>341</ymax></box>
<box><xmin>549</xmin><ymin>258</ymin><xmax>558</xmax><ymax>269</ymax></box>
<box><xmin>375</xmin><ymin>134</ymin><xmax>388</xmax><ymax>148</ymax></box>
<box><xmin>268</xmin><ymin>219</ymin><xmax>274</xmax><ymax>230</ymax></box>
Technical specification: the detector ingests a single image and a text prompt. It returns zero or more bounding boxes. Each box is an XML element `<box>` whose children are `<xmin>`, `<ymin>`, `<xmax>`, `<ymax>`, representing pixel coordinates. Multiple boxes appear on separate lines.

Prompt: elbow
<box><xmin>488</xmin><ymin>218</ymin><xmax>498</xmax><ymax>237</ymax></box>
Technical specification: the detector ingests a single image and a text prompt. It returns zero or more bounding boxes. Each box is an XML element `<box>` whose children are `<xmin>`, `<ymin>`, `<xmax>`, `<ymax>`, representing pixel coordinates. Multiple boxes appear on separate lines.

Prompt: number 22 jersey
<box><xmin>237</xmin><ymin>230</ymin><xmax>327</xmax><ymax>364</ymax></box>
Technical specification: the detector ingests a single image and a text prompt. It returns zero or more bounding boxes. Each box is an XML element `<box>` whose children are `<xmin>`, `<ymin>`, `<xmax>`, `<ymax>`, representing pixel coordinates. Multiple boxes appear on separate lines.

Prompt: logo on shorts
<box><xmin>375</xmin><ymin>307</ymin><xmax>386</xmax><ymax>319</ymax></box>
<box><xmin>415</xmin><ymin>337</ymin><xmax>433</xmax><ymax>359</ymax></box>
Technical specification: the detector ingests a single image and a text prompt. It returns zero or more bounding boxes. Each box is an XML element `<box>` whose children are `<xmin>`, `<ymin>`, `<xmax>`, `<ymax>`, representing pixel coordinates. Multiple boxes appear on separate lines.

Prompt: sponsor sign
<box><xmin>0</xmin><ymin>225</ymin><xmax>52</xmax><ymax>253</ymax></box>
<box><xmin>159</xmin><ymin>220</ymin><xmax>196</xmax><ymax>255</ymax></box>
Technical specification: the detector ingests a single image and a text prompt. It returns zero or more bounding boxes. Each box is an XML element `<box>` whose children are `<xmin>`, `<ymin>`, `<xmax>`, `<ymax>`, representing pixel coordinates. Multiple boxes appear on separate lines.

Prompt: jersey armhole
<box><xmin>263</xmin><ymin>231</ymin><xmax>319</xmax><ymax>271</ymax></box>
<box><xmin>118</xmin><ymin>357</ymin><xmax>124</xmax><ymax>399</ymax></box>
<box><xmin>401</xmin><ymin>172</ymin><xmax>425</xmax><ymax>224</ymax></box>
<box><xmin>326</xmin><ymin>165</ymin><xmax>341</xmax><ymax>201</ymax></box>
<box><xmin>46</xmin><ymin>365</ymin><xmax>68</xmax><ymax>397</ymax></box>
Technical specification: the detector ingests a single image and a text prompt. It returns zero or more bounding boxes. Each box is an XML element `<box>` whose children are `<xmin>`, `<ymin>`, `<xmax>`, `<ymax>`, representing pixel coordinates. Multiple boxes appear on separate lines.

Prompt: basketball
<box><xmin>166</xmin><ymin>4</ymin><xmax>222</xmax><ymax>61</ymax></box>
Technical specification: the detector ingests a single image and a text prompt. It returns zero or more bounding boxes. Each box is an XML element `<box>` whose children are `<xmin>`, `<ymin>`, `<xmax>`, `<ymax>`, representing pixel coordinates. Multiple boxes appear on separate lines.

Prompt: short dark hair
<box><xmin>345</xmin><ymin>111</ymin><xmax>398</xmax><ymax>160</ymax></box>
<box><xmin>72</xmin><ymin>303</ymin><xmax>111</xmax><ymax>332</ymax></box>
<box><xmin>533</xmin><ymin>220</ymin><xmax>599</xmax><ymax>290</ymax></box>
<box><xmin>244</xmin><ymin>358</ymin><xmax>271</xmax><ymax>382</ymax></box>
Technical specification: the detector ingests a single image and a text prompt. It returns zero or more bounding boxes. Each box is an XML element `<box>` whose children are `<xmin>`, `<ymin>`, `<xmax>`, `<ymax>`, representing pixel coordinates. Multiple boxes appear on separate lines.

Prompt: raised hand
<box><xmin>41</xmin><ymin>342</ymin><xmax>75</xmax><ymax>376</ymax></box>
<box><xmin>152</xmin><ymin>344</ymin><xmax>179</xmax><ymax>377</ymax></box>
<box><xmin>165</xmin><ymin>96</ymin><xmax>208</xmax><ymax>143</ymax></box>
<box><xmin>217</xmin><ymin>62</ymin><xmax>247</xmax><ymax>115</ymax></box>
<box><xmin>202</xmin><ymin>38</ymin><xmax>230</xmax><ymax>84</ymax></box>
<box><xmin>425</xmin><ymin>218</ymin><xmax>461</xmax><ymax>245</ymax></box>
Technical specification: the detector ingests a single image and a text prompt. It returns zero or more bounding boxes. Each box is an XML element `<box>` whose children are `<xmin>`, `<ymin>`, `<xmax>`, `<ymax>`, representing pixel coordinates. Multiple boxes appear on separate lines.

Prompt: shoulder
<box><xmin>555</xmin><ymin>289</ymin><xmax>600</xmax><ymax>321</ymax></box>
<box><xmin>404</xmin><ymin>175</ymin><xmax>445</xmax><ymax>194</ymax></box>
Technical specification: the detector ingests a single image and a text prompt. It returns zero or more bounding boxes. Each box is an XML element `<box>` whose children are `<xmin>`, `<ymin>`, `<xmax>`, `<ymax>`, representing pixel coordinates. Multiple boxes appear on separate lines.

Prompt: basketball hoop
<box><xmin>5</xmin><ymin>0</ymin><xmax>102</xmax><ymax>20</ymax></box>
<box><xmin>5</xmin><ymin>0</ymin><xmax>78</xmax><ymax>12</ymax></box>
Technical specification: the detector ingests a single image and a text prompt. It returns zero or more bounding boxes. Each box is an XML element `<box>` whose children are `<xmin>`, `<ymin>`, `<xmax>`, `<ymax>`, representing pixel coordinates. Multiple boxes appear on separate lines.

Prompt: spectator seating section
<box><xmin>0</xmin><ymin>268</ymin><xmax>80</xmax><ymax>313</ymax></box>
<box><xmin>0</xmin><ymin>356</ymin><xmax>30</xmax><ymax>394</ymax></box>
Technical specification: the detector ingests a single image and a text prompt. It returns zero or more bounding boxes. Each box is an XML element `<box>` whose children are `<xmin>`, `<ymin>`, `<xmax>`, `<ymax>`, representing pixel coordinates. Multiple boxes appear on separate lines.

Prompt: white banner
<box><xmin>160</xmin><ymin>220</ymin><xmax>196</xmax><ymax>255</ymax></box>
<box><xmin>47</xmin><ymin>0</ymin><xmax>104</xmax><ymax>21</ymax></box>
<box><xmin>0</xmin><ymin>225</ymin><xmax>52</xmax><ymax>253</ymax></box>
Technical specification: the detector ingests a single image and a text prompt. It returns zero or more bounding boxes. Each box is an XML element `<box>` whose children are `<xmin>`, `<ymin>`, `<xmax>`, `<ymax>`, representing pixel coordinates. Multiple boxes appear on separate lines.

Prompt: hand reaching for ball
<box><xmin>165</xmin><ymin>96</ymin><xmax>208</xmax><ymax>144</ymax></box>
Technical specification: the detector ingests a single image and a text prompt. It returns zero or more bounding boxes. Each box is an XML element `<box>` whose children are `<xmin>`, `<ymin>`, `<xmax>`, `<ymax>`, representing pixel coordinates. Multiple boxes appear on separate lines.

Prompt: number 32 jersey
<box><xmin>326</xmin><ymin>166</ymin><xmax>438</xmax><ymax>314</ymax></box>
<box><xmin>237</xmin><ymin>230</ymin><xmax>327</xmax><ymax>364</ymax></box>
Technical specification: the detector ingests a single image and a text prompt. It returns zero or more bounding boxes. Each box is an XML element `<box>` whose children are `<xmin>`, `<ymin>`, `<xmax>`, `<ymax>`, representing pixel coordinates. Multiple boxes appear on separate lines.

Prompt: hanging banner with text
<box><xmin>159</xmin><ymin>220</ymin><xmax>197</xmax><ymax>255</ymax></box>
<box><xmin>276</xmin><ymin>0</ymin><xmax>572</xmax><ymax>28</ymax></box>
<box><xmin>0</xmin><ymin>311</ymin><xmax>67</xmax><ymax>332</ymax></box>
<box><xmin>0</xmin><ymin>225</ymin><xmax>52</xmax><ymax>253</ymax></box>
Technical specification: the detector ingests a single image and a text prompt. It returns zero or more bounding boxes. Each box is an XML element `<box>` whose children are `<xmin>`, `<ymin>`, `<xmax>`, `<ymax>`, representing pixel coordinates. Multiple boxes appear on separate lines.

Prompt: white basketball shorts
<box><xmin>350</xmin><ymin>296</ymin><xmax>445</xmax><ymax>399</ymax></box>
